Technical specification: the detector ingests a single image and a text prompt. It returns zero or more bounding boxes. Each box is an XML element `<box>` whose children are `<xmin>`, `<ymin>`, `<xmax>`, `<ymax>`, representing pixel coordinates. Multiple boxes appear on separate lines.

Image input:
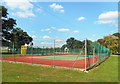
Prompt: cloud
<box><xmin>40</xmin><ymin>41</ymin><xmax>64</xmax><ymax>47</ymax></box>
<box><xmin>4</xmin><ymin>0</ymin><xmax>35</xmax><ymax>18</ymax></box>
<box><xmin>41</xmin><ymin>29</ymin><xmax>50</xmax><ymax>32</ymax></box>
<box><xmin>55</xmin><ymin>40</ymin><xmax>62</xmax><ymax>42</ymax></box>
<box><xmin>89</xmin><ymin>39</ymin><xmax>94</xmax><ymax>42</ymax></box>
<box><xmin>49</xmin><ymin>31</ymin><xmax>52</xmax><ymax>33</ymax></box>
<box><xmin>98</xmin><ymin>11</ymin><xmax>118</xmax><ymax>20</ymax></box>
<box><xmin>51</xmin><ymin>27</ymin><xmax>56</xmax><ymax>29</ymax></box>
<box><xmin>95</xmin><ymin>20</ymin><xmax>115</xmax><ymax>24</ymax></box>
<box><xmin>45</xmin><ymin>29</ymin><xmax>50</xmax><ymax>31</ymax></box>
<box><xmin>40</xmin><ymin>41</ymin><xmax>54</xmax><ymax>46</ymax></box>
<box><xmin>36</xmin><ymin>8</ymin><xmax>42</xmax><ymax>13</ymax></box>
<box><xmin>109</xmin><ymin>29</ymin><xmax>118</xmax><ymax>33</ymax></box>
<box><xmin>95</xmin><ymin>11</ymin><xmax>118</xmax><ymax>26</ymax></box>
<box><xmin>50</xmin><ymin>3</ymin><xmax>63</xmax><ymax>9</ymax></box>
<box><xmin>78</xmin><ymin>17</ymin><xmax>85</xmax><ymax>21</ymax></box>
<box><xmin>41</xmin><ymin>41</ymin><xmax>50</xmax><ymax>45</ymax></box>
<box><xmin>36</xmin><ymin>8</ymin><xmax>41</xmax><ymax>11</ymax></box>
<box><xmin>92</xmin><ymin>34</ymin><xmax>96</xmax><ymax>37</ymax></box>
<box><xmin>32</xmin><ymin>35</ymin><xmax>37</xmax><ymax>38</ymax></box>
<box><xmin>12</xmin><ymin>11</ymin><xmax>35</xmax><ymax>18</ymax></box>
<box><xmin>58</xmin><ymin>28</ymin><xmax>69</xmax><ymax>32</ymax></box>
<box><xmin>49</xmin><ymin>3</ymin><xmax>64</xmax><ymax>13</ymax></box>
<box><xmin>3</xmin><ymin>0</ymin><xmax>33</xmax><ymax>10</ymax></box>
<box><xmin>73</xmin><ymin>30</ymin><xmax>79</xmax><ymax>33</ymax></box>
<box><xmin>31</xmin><ymin>30</ymin><xmax>36</xmax><ymax>33</ymax></box>
<box><xmin>40</xmin><ymin>41</ymin><xmax>54</xmax><ymax>47</ymax></box>
<box><xmin>43</xmin><ymin>35</ymin><xmax>51</xmax><ymax>39</ymax></box>
<box><xmin>60</xmin><ymin>10</ymin><xmax>64</xmax><ymax>12</ymax></box>
<box><xmin>70</xmin><ymin>30</ymin><xmax>79</xmax><ymax>34</ymax></box>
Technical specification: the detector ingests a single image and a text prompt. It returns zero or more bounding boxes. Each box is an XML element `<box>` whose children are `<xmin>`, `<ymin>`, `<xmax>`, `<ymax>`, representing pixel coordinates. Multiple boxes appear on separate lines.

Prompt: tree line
<box><xmin>62</xmin><ymin>33</ymin><xmax>120</xmax><ymax>54</ymax></box>
<box><xmin>1</xmin><ymin>6</ymin><xmax>33</xmax><ymax>50</ymax></box>
<box><xmin>97</xmin><ymin>33</ymin><xmax>120</xmax><ymax>54</ymax></box>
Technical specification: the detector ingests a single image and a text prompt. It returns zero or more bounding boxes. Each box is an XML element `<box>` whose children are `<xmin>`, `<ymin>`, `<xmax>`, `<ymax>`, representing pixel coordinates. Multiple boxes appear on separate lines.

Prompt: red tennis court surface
<box><xmin>2</xmin><ymin>55</ymin><xmax>106</xmax><ymax>69</ymax></box>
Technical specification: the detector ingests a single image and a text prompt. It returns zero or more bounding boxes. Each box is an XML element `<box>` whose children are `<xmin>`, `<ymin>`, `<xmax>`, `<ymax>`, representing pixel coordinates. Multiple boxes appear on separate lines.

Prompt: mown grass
<box><xmin>2</xmin><ymin>56</ymin><xmax>119</xmax><ymax>82</ymax></box>
<box><xmin>2</xmin><ymin>54</ymin><xmax>33</xmax><ymax>57</ymax></box>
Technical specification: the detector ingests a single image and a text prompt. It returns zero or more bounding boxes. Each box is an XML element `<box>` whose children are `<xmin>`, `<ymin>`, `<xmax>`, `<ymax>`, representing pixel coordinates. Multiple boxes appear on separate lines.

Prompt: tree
<box><xmin>103</xmin><ymin>35</ymin><xmax>119</xmax><ymax>54</ymax></box>
<box><xmin>73</xmin><ymin>40</ymin><xmax>83</xmax><ymax>49</ymax></box>
<box><xmin>10</xmin><ymin>28</ymin><xmax>33</xmax><ymax>49</ymax></box>
<box><xmin>113</xmin><ymin>32</ymin><xmax>120</xmax><ymax>38</ymax></box>
<box><xmin>97</xmin><ymin>39</ymin><xmax>104</xmax><ymax>45</ymax></box>
<box><xmin>1</xmin><ymin>6</ymin><xmax>33</xmax><ymax>49</ymax></box>
<box><xmin>61</xmin><ymin>37</ymin><xmax>84</xmax><ymax>49</ymax></box>
<box><xmin>66</xmin><ymin>37</ymin><xmax>76</xmax><ymax>49</ymax></box>
<box><xmin>83</xmin><ymin>40</ymin><xmax>93</xmax><ymax>55</ymax></box>
<box><xmin>61</xmin><ymin>44</ymin><xmax>67</xmax><ymax>49</ymax></box>
<box><xmin>1</xmin><ymin>6</ymin><xmax>16</xmax><ymax>46</ymax></box>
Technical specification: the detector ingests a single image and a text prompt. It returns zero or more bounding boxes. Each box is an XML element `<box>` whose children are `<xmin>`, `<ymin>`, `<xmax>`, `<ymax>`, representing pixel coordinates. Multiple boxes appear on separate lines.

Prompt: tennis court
<box><xmin>2</xmin><ymin>53</ymin><xmax>108</xmax><ymax>70</ymax></box>
<box><xmin>2</xmin><ymin>39</ymin><xmax>110</xmax><ymax>71</ymax></box>
<box><xmin>29</xmin><ymin>55</ymin><xmax>92</xmax><ymax>60</ymax></box>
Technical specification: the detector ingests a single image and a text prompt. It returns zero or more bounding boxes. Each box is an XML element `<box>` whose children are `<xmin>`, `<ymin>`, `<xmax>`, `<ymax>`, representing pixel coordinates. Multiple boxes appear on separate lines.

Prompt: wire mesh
<box><xmin>2</xmin><ymin>39</ymin><xmax>110</xmax><ymax>71</ymax></box>
<box><xmin>86</xmin><ymin>40</ymin><xmax>109</xmax><ymax>69</ymax></box>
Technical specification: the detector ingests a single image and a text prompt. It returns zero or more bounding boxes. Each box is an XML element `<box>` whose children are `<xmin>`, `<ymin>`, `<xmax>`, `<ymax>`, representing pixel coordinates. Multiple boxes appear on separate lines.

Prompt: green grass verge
<box><xmin>2</xmin><ymin>56</ymin><xmax>118</xmax><ymax>82</ymax></box>
<box><xmin>2</xmin><ymin>54</ymin><xmax>34</xmax><ymax>57</ymax></box>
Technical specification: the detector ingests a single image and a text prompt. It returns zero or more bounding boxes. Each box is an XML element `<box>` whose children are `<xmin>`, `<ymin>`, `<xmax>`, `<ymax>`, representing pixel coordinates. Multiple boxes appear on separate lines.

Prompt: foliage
<box><xmin>113</xmin><ymin>32</ymin><xmax>120</xmax><ymax>38</ymax></box>
<box><xmin>103</xmin><ymin>35</ymin><xmax>119</xmax><ymax>54</ymax></box>
<box><xmin>97</xmin><ymin>39</ymin><xmax>104</xmax><ymax>45</ymax></box>
<box><xmin>1</xmin><ymin>6</ymin><xmax>8</xmax><ymax>17</ymax></box>
<box><xmin>73</xmin><ymin>40</ymin><xmax>83</xmax><ymax>49</ymax></box>
<box><xmin>1</xmin><ymin>6</ymin><xmax>16</xmax><ymax>45</ymax></box>
<box><xmin>96</xmin><ymin>32</ymin><xmax>120</xmax><ymax>54</ymax></box>
<box><xmin>61</xmin><ymin>44</ymin><xmax>67</xmax><ymax>49</ymax></box>
<box><xmin>62</xmin><ymin>37</ymin><xmax>84</xmax><ymax>49</ymax></box>
<box><xmin>1</xmin><ymin>6</ymin><xmax>33</xmax><ymax>49</ymax></box>
<box><xmin>66</xmin><ymin>37</ymin><xmax>76</xmax><ymax>49</ymax></box>
<box><xmin>82</xmin><ymin>40</ymin><xmax>94</xmax><ymax>55</ymax></box>
<box><xmin>10</xmin><ymin>28</ymin><xmax>33</xmax><ymax>48</ymax></box>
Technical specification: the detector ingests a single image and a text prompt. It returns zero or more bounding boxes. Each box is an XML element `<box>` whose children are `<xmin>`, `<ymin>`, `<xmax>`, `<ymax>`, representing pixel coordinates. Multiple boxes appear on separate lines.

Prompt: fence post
<box><xmin>100</xmin><ymin>46</ymin><xmax>102</xmax><ymax>61</ymax></box>
<box><xmin>93</xmin><ymin>47</ymin><xmax>94</xmax><ymax>66</ymax></box>
<box><xmin>13</xmin><ymin>42</ymin><xmax>16</xmax><ymax>62</ymax></box>
<box><xmin>85</xmin><ymin>38</ymin><xmax>87</xmax><ymax>71</ymax></box>
<box><xmin>42</xmin><ymin>46</ymin><xmax>44</xmax><ymax>55</ymax></box>
<box><xmin>53</xmin><ymin>40</ymin><xmax>55</xmax><ymax>67</ymax></box>
<box><xmin>31</xmin><ymin>42</ymin><xmax>33</xmax><ymax>64</ymax></box>
<box><xmin>46</xmin><ymin>47</ymin><xmax>47</xmax><ymax>55</ymax></box>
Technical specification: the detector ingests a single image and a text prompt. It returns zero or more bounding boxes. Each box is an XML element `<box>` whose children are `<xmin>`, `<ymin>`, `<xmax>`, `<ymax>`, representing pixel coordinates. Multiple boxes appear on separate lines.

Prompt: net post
<box><xmin>85</xmin><ymin>38</ymin><xmax>87</xmax><ymax>71</ymax></box>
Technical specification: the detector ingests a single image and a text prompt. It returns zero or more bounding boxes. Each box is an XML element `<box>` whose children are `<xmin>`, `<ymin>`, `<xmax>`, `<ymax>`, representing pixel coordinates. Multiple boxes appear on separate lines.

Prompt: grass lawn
<box><xmin>2</xmin><ymin>54</ymin><xmax>34</xmax><ymax>57</ymax></box>
<box><xmin>2</xmin><ymin>56</ymin><xmax>119</xmax><ymax>82</ymax></box>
